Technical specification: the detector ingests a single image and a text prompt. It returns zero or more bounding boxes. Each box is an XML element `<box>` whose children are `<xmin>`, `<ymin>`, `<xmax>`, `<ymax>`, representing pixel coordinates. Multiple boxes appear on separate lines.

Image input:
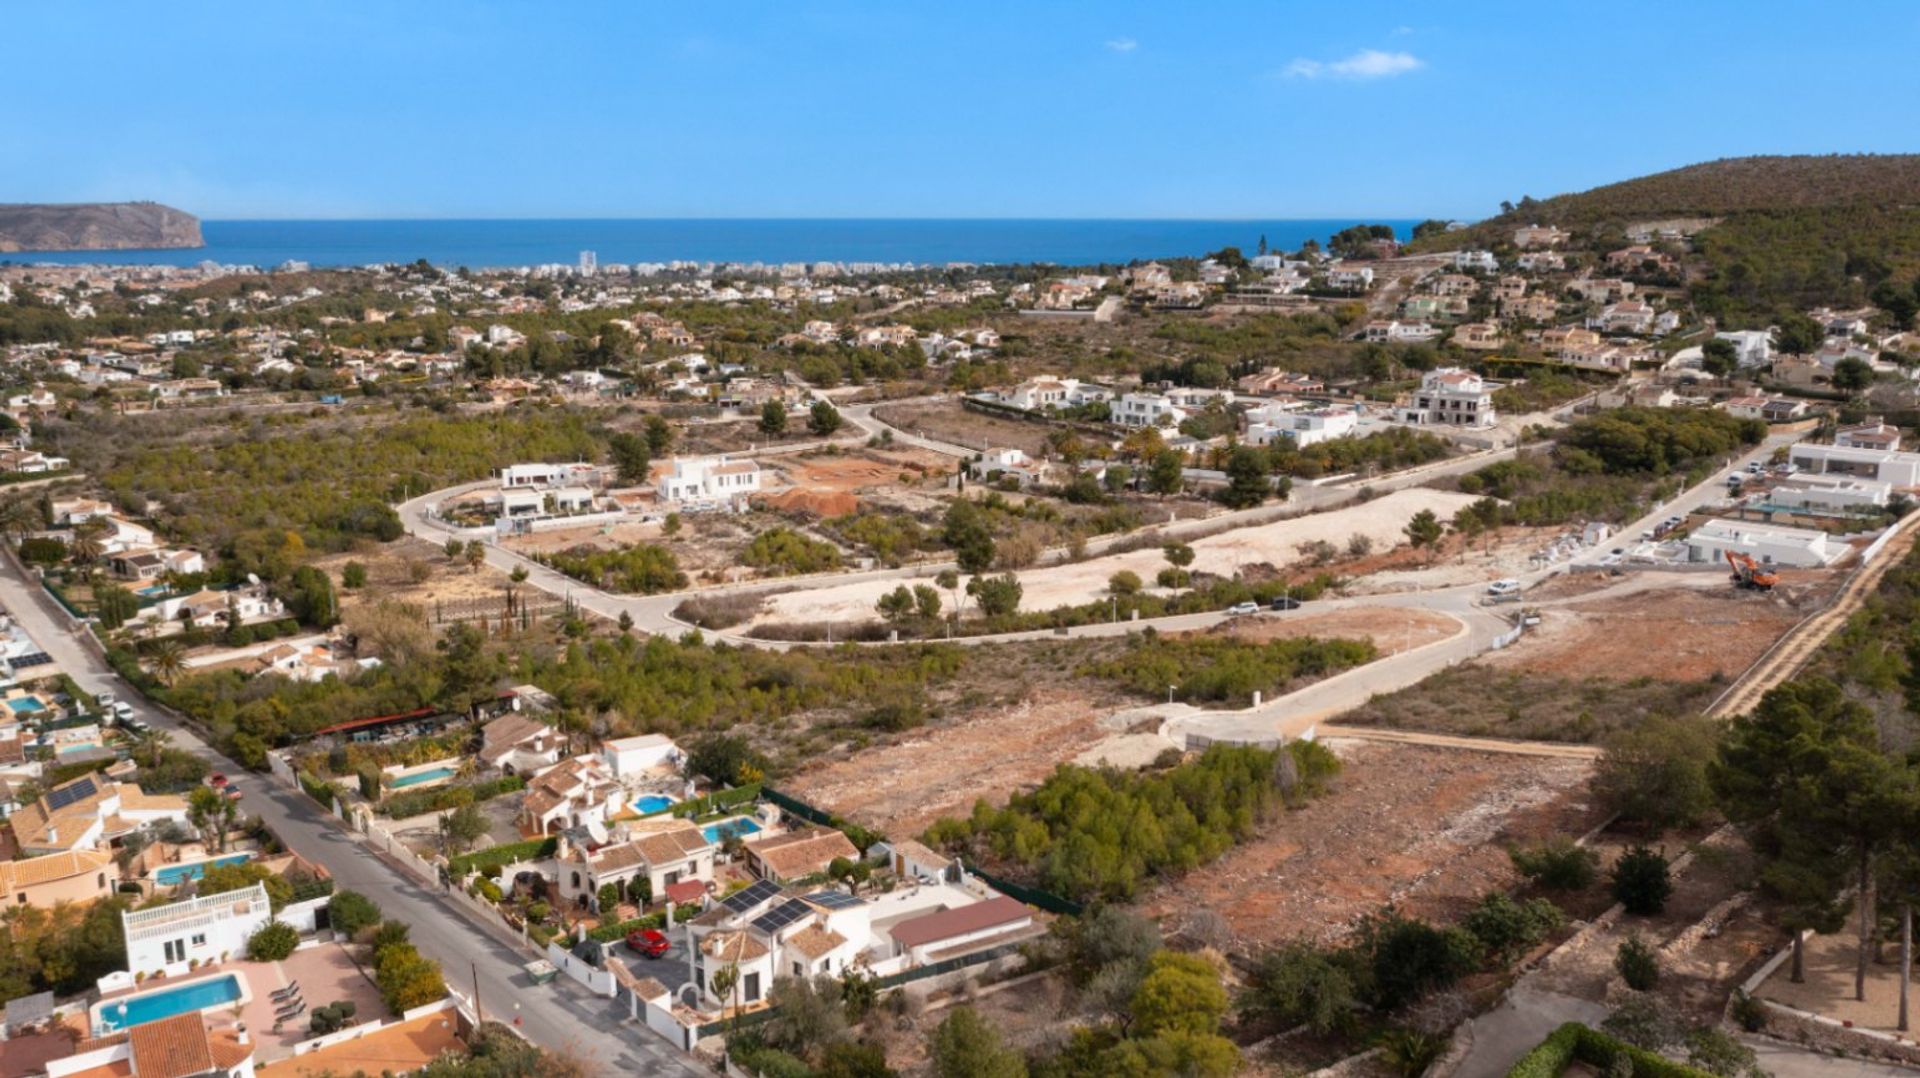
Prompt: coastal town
<box><xmin>2</xmin><ymin>158</ymin><xmax>1920</xmax><ymax>1078</ymax></box>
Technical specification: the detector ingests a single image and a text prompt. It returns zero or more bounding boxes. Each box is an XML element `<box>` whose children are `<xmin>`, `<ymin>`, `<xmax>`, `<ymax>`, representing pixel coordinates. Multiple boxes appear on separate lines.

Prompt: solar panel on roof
<box><xmin>751</xmin><ymin>898</ymin><xmax>810</xmax><ymax>934</ymax></box>
<box><xmin>45</xmin><ymin>776</ymin><xmax>97</xmax><ymax>810</ymax></box>
<box><xmin>722</xmin><ymin>879</ymin><xmax>781</xmax><ymax>913</ymax></box>
<box><xmin>802</xmin><ymin>889</ymin><xmax>861</xmax><ymax>910</ymax></box>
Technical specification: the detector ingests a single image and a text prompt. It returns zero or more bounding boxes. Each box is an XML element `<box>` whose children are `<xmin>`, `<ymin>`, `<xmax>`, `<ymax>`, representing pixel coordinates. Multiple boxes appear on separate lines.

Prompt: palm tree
<box><xmin>149</xmin><ymin>641</ymin><xmax>186</xmax><ymax>686</ymax></box>
<box><xmin>68</xmin><ymin>519</ymin><xmax>108</xmax><ymax>575</ymax></box>
<box><xmin>0</xmin><ymin>498</ymin><xmax>42</xmax><ymax>541</ymax></box>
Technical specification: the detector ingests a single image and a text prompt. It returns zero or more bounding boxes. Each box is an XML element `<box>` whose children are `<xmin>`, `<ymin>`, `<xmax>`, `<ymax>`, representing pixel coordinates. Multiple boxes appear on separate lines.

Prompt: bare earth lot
<box><xmin>1484</xmin><ymin>571</ymin><xmax>1833</xmax><ymax>683</ymax></box>
<box><xmin>1219</xmin><ymin>606</ymin><xmax>1461</xmax><ymax>656</ymax></box>
<box><xmin>874</xmin><ymin>399</ymin><xmax>1055</xmax><ymax>457</ymax></box>
<box><xmin>752</xmin><ymin>488</ymin><xmax>1481</xmax><ymax>627</ymax></box>
<box><xmin>786</xmin><ymin>686</ymin><xmax>1129</xmax><ymax>838</ymax></box>
<box><xmin>1142</xmin><ymin>738</ymin><xmax>1602</xmax><ymax>952</ymax></box>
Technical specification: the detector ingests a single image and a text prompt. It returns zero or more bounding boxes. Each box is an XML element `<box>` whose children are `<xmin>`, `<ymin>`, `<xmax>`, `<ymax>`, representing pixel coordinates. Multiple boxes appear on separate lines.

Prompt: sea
<box><xmin>6</xmin><ymin>218</ymin><xmax>1422</xmax><ymax>271</ymax></box>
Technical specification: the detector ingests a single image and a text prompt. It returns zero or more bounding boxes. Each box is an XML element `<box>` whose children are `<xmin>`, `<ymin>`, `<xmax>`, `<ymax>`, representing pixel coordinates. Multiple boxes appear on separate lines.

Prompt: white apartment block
<box><xmin>1246</xmin><ymin>406</ymin><xmax>1359</xmax><ymax>448</ymax></box>
<box><xmin>1395</xmin><ymin>368</ymin><xmax>1497</xmax><ymax>429</ymax></box>
<box><xmin>1113</xmin><ymin>393</ymin><xmax>1190</xmax><ymax>429</ymax></box>
<box><xmin>1787</xmin><ymin>443</ymin><xmax>1920</xmax><ymax>488</ymax></box>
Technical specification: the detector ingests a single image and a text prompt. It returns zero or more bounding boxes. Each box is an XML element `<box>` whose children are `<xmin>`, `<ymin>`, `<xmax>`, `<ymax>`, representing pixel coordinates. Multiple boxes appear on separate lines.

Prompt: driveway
<box><xmin>0</xmin><ymin>556</ymin><xmax>704</xmax><ymax>1077</ymax></box>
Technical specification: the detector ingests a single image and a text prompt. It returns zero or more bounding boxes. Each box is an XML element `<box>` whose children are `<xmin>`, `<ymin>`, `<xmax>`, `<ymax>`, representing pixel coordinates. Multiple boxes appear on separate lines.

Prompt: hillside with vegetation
<box><xmin>1417</xmin><ymin>154</ymin><xmax>1920</xmax><ymax>321</ymax></box>
<box><xmin>0</xmin><ymin>201</ymin><xmax>202</xmax><ymax>252</ymax></box>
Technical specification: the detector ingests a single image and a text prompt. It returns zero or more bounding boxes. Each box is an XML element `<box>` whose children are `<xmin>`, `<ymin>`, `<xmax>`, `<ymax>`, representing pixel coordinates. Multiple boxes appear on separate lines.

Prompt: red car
<box><xmin>625</xmin><ymin>928</ymin><xmax>670</xmax><ymax>958</ymax></box>
<box><xmin>209</xmin><ymin>773</ymin><xmax>228</xmax><ymax>787</ymax></box>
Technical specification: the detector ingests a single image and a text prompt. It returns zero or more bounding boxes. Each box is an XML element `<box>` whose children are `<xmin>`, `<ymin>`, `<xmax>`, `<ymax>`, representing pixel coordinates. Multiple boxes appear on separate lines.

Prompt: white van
<box><xmin>1486</xmin><ymin>579</ymin><xmax>1522</xmax><ymax>597</ymax></box>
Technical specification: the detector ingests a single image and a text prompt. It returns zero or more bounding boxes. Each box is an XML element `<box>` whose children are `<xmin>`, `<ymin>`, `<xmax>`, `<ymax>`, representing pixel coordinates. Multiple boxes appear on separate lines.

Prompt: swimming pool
<box><xmin>153</xmin><ymin>853</ymin><xmax>252</xmax><ymax>887</ymax></box>
<box><xmin>6</xmin><ymin>699</ymin><xmax>45</xmax><ymax>714</ymax></box>
<box><xmin>701</xmin><ymin>817</ymin><xmax>762</xmax><ymax>844</ymax></box>
<box><xmin>95</xmin><ymin>973</ymin><xmax>245</xmax><ymax>1033</ymax></box>
<box><xmin>632</xmin><ymin>794</ymin><xmax>676</xmax><ymax>816</ymax></box>
<box><xmin>389</xmin><ymin>766</ymin><xmax>456</xmax><ymax>789</ymax></box>
<box><xmin>135</xmin><ymin>584</ymin><xmax>170</xmax><ymax>598</ymax></box>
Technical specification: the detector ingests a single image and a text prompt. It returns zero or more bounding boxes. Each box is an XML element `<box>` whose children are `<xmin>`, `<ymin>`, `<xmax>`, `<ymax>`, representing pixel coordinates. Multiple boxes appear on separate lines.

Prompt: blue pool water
<box><xmin>153</xmin><ymin>853</ymin><xmax>251</xmax><ymax>886</ymax></box>
<box><xmin>389</xmin><ymin>766</ymin><xmax>456</xmax><ymax>788</ymax></box>
<box><xmin>6</xmin><ymin>699</ymin><xmax>45</xmax><ymax>713</ymax></box>
<box><xmin>99</xmin><ymin>974</ymin><xmax>243</xmax><ymax>1032</ymax></box>
<box><xmin>136</xmin><ymin>584</ymin><xmax>170</xmax><ymax>597</ymax></box>
<box><xmin>56</xmin><ymin>743</ymin><xmax>96</xmax><ymax>755</ymax></box>
<box><xmin>702</xmin><ymin>817</ymin><xmax>762</xmax><ymax>844</ymax></box>
<box><xmin>632</xmin><ymin>795</ymin><xmax>675</xmax><ymax>816</ymax></box>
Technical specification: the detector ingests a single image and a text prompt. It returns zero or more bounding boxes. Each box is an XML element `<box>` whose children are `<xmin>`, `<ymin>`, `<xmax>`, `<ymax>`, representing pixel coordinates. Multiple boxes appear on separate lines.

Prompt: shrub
<box><xmin>1109</xmin><ymin>570</ymin><xmax>1143</xmax><ymax>596</ymax></box>
<box><xmin>1615</xmin><ymin>935</ymin><xmax>1659</xmax><ymax>991</ymax></box>
<box><xmin>1509</xmin><ymin>839</ymin><xmax>1599</xmax><ymax>892</ymax></box>
<box><xmin>309</xmin><ymin>1000</ymin><xmax>358</xmax><ymax>1035</ymax></box>
<box><xmin>374</xmin><ymin>940</ymin><xmax>446</xmax><ymax>1013</ymax></box>
<box><xmin>246</xmin><ymin>920</ymin><xmax>300</xmax><ymax>962</ymax></box>
<box><xmin>596</xmin><ymin>883</ymin><xmax>621</xmax><ymax>913</ymax></box>
<box><xmin>1240</xmin><ymin>942</ymin><xmax>1356</xmax><ymax>1034</ymax></box>
<box><xmin>1462</xmin><ymin>893</ymin><xmax>1563</xmax><ymax>965</ymax></box>
<box><xmin>328</xmin><ymin>890</ymin><xmax>382</xmax><ymax>939</ymax></box>
<box><xmin>1611</xmin><ymin>846</ymin><xmax>1673</xmax><ymax>916</ymax></box>
<box><xmin>1729</xmin><ymin>989</ymin><xmax>1767</xmax><ymax>1033</ymax></box>
<box><xmin>1351</xmin><ymin>908</ymin><xmax>1483</xmax><ymax>1011</ymax></box>
<box><xmin>742</xmin><ymin>527</ymin><xmax>841</xmax><ymax>576</ymax></box>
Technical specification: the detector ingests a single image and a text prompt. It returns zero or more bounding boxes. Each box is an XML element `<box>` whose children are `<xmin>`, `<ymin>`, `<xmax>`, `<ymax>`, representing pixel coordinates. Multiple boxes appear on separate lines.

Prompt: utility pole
<box><xmin>471</xmin><ymin>960</ymin><xmax>484</xmax><ymax>1024</ymax></box>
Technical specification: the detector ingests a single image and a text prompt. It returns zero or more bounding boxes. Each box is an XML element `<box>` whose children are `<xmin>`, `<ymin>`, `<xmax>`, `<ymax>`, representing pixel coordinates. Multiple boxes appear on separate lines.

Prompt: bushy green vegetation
<box><xmin>76</xmin><ymin>411</ymin><xmax>601</xmax><ymax>569</ymax></box>
<box><xmin>535</xmin><ymin>543</ymin><xmax>685</xmax><ymax>593</ymax></box>
<box><xmin>1506</xmin><ymin>1023</ymin><xmax>1718</xmax><ymax>1078</ymax></box>
<box><xmin>448</xmin><ymin>837</ymin><xmax>559</xmax><ymax>878</ymax></box>
<box><xmin>371</xmin><ymin>921</ymin><xmax>447</xmax><ymax>1012</ymax></box>
<box><xmin>742</xmin><ymin>526</ymin><xmax>842</xmax><ymax>575</ymax></box>
<box><xmin>377</xmin><ymin>774</ymin><xmax>524</xmax><ymax>819</ymax></box>
<box><xmin>1264</xmin><ymin>428</ymin><xmax>1452</xmax><ymax>480</ymax></box>
<box><xmin>823</xmin><ymin>511</ymin><xmax>935</xmax><ymax>566</ymax></box>
<box><xmin>0</xmin><ymin>897</ymin><xmax>131</xmax><ymax>1004</ymax></box>
<box><xmin>1554</xmin><ymin>407</ymin><xmax>1764</xmax><ymax>476</ymax></box>
<box><xmin>923</xmin><ymin>743</ymin><xmax>1337</xmax><ymax>902</ymax></box>
<box><xmin>1082</xmin><ymin>633</ymin><xmax>1376</xmax><ymax>704</ymax></box>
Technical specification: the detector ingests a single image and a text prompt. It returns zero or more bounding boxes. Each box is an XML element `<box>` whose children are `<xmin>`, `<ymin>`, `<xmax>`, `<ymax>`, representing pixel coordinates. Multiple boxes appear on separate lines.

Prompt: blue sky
<box><xmin>7</xmin><ymin>1</ymin><xmax>1920</xmax><ymax>220</ymax></box>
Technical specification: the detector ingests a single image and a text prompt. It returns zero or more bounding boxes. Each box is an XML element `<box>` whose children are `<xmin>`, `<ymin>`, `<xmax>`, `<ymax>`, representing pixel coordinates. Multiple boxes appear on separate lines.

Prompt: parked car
<box><xmin>1225</xmin><ymin>601</ymin><xmax>1260</xmax><ymax>616</ymax></box>
<box><xmin>208</xmin><ymin>773</ymin><xmax>228</xmax><ymax>787</ymax></box>
<box><xmin>626</xmin><ymin>928</ymin><xmax>670</xmax><ymax>958</ymax></box>
<box><xmin>1270</xmin><ymin>596</ymin><xmax>1303</xmax><ymax>611</ymax></box>
<box><xmin>111</xmin><ymin>702</ymin><xmax>134</xmax><ymax>723</ymax></box>
<box><xmin>1486</xmin><ymin>579</ymin><xmax>1522</xmax><ymax>596</ymax></box>
<box><xmin>95</xmin><ymin>691</ymin><xmax>115</xmax><ymax>709</ymax></box>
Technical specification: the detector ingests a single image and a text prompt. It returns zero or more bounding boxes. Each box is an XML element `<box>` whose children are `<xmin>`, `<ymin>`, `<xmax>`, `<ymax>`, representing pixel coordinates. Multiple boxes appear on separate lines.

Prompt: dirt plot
<box><xmin>1142</xmin><ymin>739</ymin><xmax>1602</xmax><ymax>952</ymax></box>
<box><xmin>1218</xmin><ymin>606</ymin><xmax>1461</xmax><ymax>657</ymax></box>
<box><xmin>874</xmin><ymin>400</ymin><xmax>1054</xmax><ymax>457</ymax></box>
<box><xmin>314</xmin><ymin>538</ymin><xmax>510</xmax><ymax>612</ymax></box>
<box><xmin>753</xmin><ymin>487</ymin><xmax>1482</xmax><ymax>627</ymax></box>
<box><xmin>1484</xmin><ymin>571</ymin><xmax>1835</xmax><ymax>683</ymax></box>
<box><xmin>785</xmin><ymin>684</ymin><xmax>1132</xmax><ymax>838</ymax></box>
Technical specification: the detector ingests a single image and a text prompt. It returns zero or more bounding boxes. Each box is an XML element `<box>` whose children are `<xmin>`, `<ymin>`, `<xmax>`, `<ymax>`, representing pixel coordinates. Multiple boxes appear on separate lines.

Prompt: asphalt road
<box><xmin>0</xmin><ymin>558</ymin><xmax>703</xmax><ymax>1077</ymax></box>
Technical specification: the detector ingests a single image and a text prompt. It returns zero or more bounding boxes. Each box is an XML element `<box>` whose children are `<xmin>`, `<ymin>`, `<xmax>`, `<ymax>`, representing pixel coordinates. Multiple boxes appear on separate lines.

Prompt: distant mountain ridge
<box><xmin>0</xmin><ymin>201</ymin><xmax>203</xmax><ymax>253</ymax></box>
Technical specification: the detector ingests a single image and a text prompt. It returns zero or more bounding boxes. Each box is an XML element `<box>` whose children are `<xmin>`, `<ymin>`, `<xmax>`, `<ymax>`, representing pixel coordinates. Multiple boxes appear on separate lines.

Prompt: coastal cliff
<box><xmin>0</xmin><ymin>201</ymin><xmax>203</xmax><ymax>253</ymax></box>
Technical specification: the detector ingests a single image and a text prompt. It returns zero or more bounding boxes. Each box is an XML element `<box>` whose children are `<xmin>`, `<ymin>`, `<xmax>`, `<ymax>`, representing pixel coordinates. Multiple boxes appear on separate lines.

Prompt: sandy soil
<box><xmin>1141</xmin><ymin>738</ymin><xmax>1602</xmax><ymax>951</ymax></box>
<box><xmin>752</xmin><ymin>488</ymin><xmax>1482</xmax><ymax>627</ymax></box>
<box><xmin>315</xmin><ymin>538</ymin><xmax>510</xmax><ymax>612</ymax></box>
<box><xmin>785</xmin><ymin>687</ymin><xmax>1130</xmax><ymax>838</ymax></box>
<box><xmin>767</xmin><ymin>446</ymin><xmax>953</xmax><ymax>494</ymax></box>
<box><xmin>1344</xmin><ymin>527</ymin><xmax>1569</xmax><ymax>594</ymax></box>
<box><xmin>1217</xmin><ymin>606</ymin><xmax>1461</xmax><ymax>657</ymax></box>
<box><xmin>1483</xmin><ymin>571</ymin><xmax>1833</xmax><ymax>683</ymax></box>
<box><xmin>874</xmin><ymin>400</ymin><xmax>1054</xmax><ymax>457</ymax></box>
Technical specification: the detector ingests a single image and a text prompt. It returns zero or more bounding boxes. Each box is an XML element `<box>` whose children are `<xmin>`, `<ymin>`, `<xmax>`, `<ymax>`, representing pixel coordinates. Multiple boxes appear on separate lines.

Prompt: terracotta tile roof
<box><xmin>479</xmin><ymin>713</ymin><xmax>551</xmax><ymax>760</ymax></box>
<box><xmin>0</xmin><ymin>847</ymin><xmax>111</xmax><ymax>895</ymax></box>
<box><xmin>785</xmin><ymin>925</ymin><xmax>846</xmax><ymax>961</ymax></box>
<box><xmin>701</xmin><ymin>930</ymin><xmax>767</xmax><ymax>963</ymax></box>
<box><xmin>128</xmin><ymin>1013</ymin><xmax>215</xmax><ymax>1078</ymax></box>
<box><xmin>744</xmin><ymin>828</ymin><xmax>858</xmax><ymax>881</ymax></box>
<box><xmin>663</xmin><ymin>879</ymin><xmax>708</xmax><ymax>906</ymax></box>
<box><xmin>889</xmin><ymin>896</ymin><xmax>1031</xmax><ymax>949</ymax></box>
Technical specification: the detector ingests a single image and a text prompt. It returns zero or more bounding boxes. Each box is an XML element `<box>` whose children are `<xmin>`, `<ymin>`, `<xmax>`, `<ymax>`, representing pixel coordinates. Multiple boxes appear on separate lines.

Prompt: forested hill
<box><xmin>0</xmin><ymin>201</ymin><xmax>203</xmax><ymax>253</ymax></box>
<box><xmin>1418</xmin><ymin>154</ymin><xmax>1920</xmax><ymax>322</ymax></box>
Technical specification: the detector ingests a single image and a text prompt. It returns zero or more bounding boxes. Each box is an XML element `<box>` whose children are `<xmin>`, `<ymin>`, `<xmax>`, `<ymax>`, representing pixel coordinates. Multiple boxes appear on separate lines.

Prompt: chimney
<box><xmin>45</xmin><ymin>826</ymin><xmax>54</xmax><ymax>845</ymax></box>
<box><xmin>235</xmin><ymin>1026</ymin><xmax>249</xmax><ymax>1045</ymax></box>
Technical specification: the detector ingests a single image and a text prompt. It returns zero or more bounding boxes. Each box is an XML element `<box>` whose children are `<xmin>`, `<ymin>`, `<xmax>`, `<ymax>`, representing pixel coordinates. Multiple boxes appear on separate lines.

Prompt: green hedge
<box><xmin>1506</xmin><ymin>1024</ymin><xmax>1713</xmax><ymax>1078</ymax></box>
<box><xmin>588</xmin><ymin>912</ymin><xmax>667</xmax><ymax>942</ymax></box>
<box><xmin>671</xmin><ymin>783</ymin><xmax>762</xmax><ymax>821</ymax></box>
<box><xmin>448</xmin><ymin>837</ymin><xmax>557</xmax><ymax>878</ymax></box>
<box><xmin>297</xmin><ymin>771</ymin><xmax>343</xmax><ymax>809</ymax></box>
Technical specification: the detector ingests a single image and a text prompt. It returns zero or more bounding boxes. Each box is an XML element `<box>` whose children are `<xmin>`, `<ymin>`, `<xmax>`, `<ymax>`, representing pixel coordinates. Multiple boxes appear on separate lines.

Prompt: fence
<box><xmin>431</xmin><ymin>594</ymin><xmax>565</xmax><ymax>626</ymax></box>
<box><xmin>760</xmin><ymin>785</ymin><xmax>836</xmax><ymax>830</ymax></box>
<box><xmin>960</xmin><ymin>861</ymin><xmax>1083</xmax><ymax>917</ymax></box>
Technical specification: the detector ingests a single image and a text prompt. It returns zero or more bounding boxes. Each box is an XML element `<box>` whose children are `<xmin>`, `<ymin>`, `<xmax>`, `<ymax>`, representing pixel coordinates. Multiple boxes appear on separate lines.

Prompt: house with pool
<box><xmin>477</xmin><ymin>712</ymin><xmax>562</xmax><ymax>775</ymax></box>
<box><xmin>555</xmin><ymin>817</ymin><xmax>715</xmax><ymax>912</ymax></box>
<box><xmin>8</xmin><ymin>774</ymin><xmax>190</xmax><ymax>857</ymax></box>
<box><xmin>121</xmin><ymin>883</ymin><xmax>273</xmax><ymax>979</ymax></box>
<box><xmin>519</xmin><ymin>755</ymin><xmax>625</xmax><ymax>835</ymax></box>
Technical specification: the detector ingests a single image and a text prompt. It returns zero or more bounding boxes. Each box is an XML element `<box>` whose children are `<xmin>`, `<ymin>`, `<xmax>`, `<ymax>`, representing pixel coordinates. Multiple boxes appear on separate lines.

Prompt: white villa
<box><xmin>121</xmin><ymin>883</ymin><xmax>273</xmax><ymax>978</ymax></box>
<box><xmin>521</xmin><ymin>755</ymin><xmax>626</xmax><ymax>835</ymax></box>
<box><xmin>657</xmin><ymin>456</ymin><xmax>761</xmax><ymax>507</ymax></box>
<box><xmin>1246</xmin><ymin>405</ymin><xmax>1359</xmax><ymax>448</ymax></box>
<box><xmin>1113</xmin><ymin>393</ymin><xmax>1190</xmax><ymax>429</ymax></box>
<box><xmin>1395</xmin><ymin>368</ymin><xmax>1497</xmax><ymax>429</ymax></box>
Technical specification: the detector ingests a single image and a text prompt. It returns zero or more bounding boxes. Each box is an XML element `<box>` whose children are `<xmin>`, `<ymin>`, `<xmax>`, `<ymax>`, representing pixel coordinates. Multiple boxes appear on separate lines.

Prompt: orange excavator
<box><xmin>1726</xmin><ymin>552</ymin><xmax>1780</xmax><ymax>592</ymax></box>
